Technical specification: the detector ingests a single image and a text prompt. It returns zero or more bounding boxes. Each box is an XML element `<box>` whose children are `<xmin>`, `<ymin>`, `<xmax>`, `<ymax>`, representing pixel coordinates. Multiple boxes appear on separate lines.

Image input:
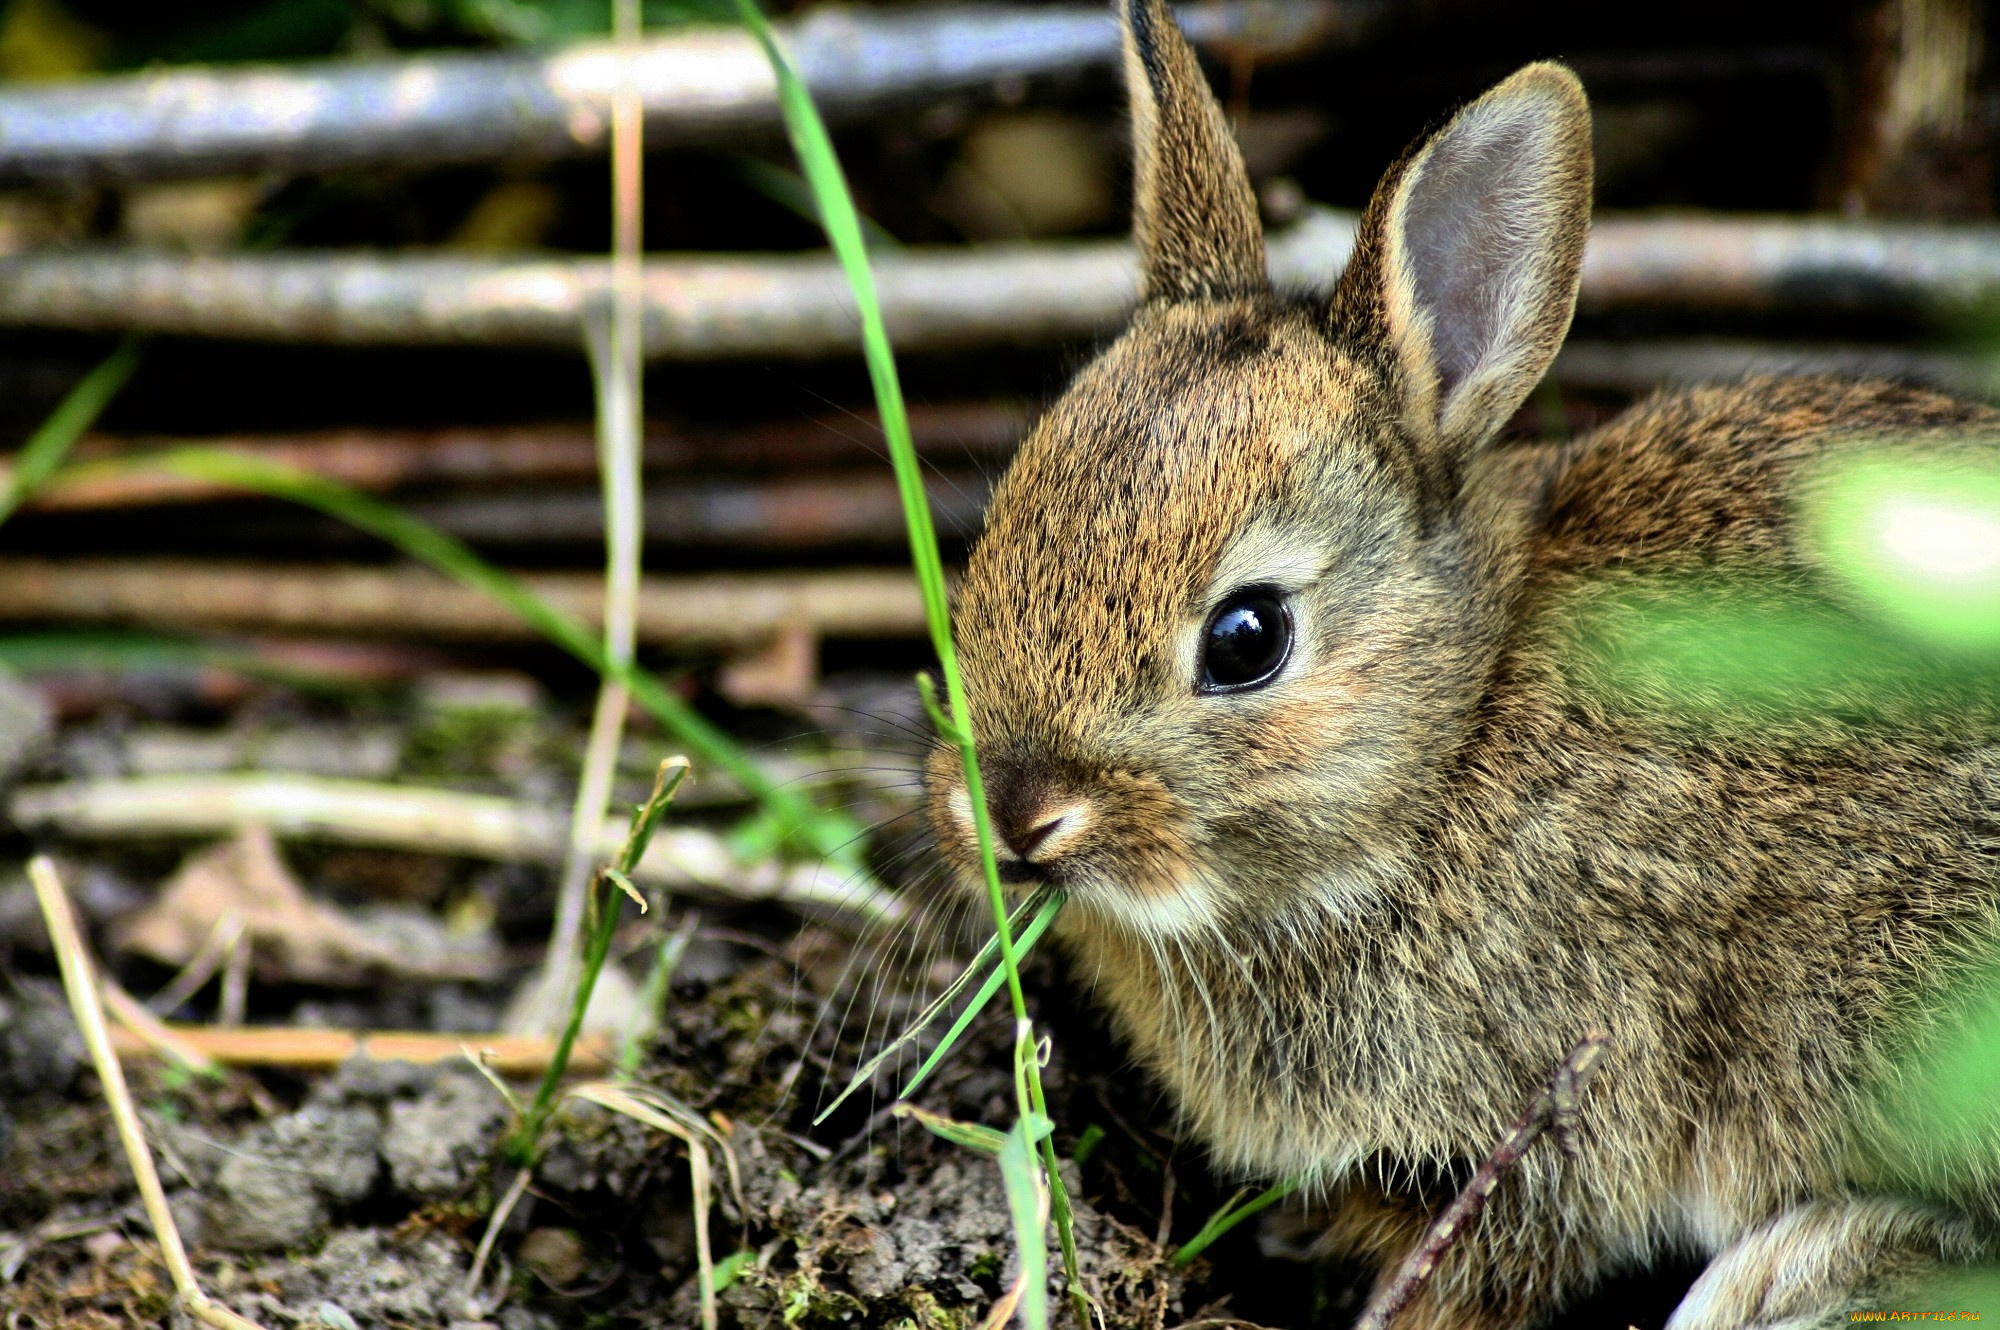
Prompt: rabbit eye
<box><xmin>1198</xmin><ymin>587</ymin><xmax>1292</xmax><ymax>693</ymax></box>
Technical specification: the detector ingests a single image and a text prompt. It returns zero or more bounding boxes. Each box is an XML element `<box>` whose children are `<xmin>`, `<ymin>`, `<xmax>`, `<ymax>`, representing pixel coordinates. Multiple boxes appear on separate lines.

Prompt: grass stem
<box><xmin>510</xmin><ymin>756</ymin><xmax>690</xmax><ymax>1162</ymax></box>
<box><xmin>536</xmin><ymin>10</ymin><xmax>649</xmax><ymax>1032</ymax></box>
<box><xmin>30</xmin><ymin>855</ymin><xmax>267</xmax><ymax>1330</ymax></box>
<box><xmin>723</xmin><ymin>3</ymin><xmax>1084</xmax><ymax>1321</ymax></box>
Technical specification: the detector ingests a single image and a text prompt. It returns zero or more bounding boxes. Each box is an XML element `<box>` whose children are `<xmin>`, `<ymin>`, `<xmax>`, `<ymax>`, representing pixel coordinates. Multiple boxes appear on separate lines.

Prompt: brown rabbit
<box><xmin>923</xmin><ymin>0</ymin><xmax>2000</xmax><ymax>1324</ymax></box>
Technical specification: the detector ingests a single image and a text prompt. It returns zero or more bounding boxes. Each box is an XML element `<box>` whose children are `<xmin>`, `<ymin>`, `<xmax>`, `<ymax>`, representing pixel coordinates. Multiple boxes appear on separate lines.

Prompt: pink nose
<box><xmin>1003</xmin><ymin>813</ymin><xmax>1067</xmax><ymax>861</ymax></box>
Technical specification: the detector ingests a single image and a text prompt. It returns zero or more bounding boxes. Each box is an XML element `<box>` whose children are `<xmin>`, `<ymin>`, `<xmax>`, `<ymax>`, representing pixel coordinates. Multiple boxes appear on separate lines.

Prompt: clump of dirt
<box><xmin>0</xmin><ymin>926</ymin><xmax>1215</xmax><ymax>1330</ymax></box>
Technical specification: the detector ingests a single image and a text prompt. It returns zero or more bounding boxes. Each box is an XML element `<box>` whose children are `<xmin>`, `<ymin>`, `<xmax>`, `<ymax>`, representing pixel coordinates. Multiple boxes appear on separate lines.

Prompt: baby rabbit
<box><xmin>924</xmin><ymin>0</ymin><xmax>2000</xmax><ymax>1325</ymax></box>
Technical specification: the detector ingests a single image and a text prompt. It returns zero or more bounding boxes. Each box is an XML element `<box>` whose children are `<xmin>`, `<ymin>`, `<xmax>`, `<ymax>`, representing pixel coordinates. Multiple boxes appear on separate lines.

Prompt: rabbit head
<box><xmin>926</xmin><ymin>0</ymin><xmax>1592</xmax><ymax>941</ymax></box>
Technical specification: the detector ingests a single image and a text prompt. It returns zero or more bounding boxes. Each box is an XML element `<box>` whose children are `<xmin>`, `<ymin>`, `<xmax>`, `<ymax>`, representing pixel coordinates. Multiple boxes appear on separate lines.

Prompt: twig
<box><xmin>1352</xmin><ymin>1031</ymin><xmax>1611</xmax><ymax>1330</ymax></box>
<box><xmin>10</xmin><ymin>772</ymin><xmax>904</xmax><ymax>922</ymax></box>
<box><xmin>0</xmin><ymin>2</ymin><xmax>1354</xmax><ymax>184</ymax></box>
<box><xmin>28</xmin><ymin>855</ymin><xmax>269</xmax><ymax>1330</ymax></box>
<box><xmin>0</xmin><ymin>559</ymin><xmax>928</xmax><ymax>647</ymax></box>
<box><xmin>7</xmin><ymin>214</ymin><xmax>2000</xmax><ymax>351</ymax></box>
<box><xmin>462</xmin><ymin>1165</ymin><xmax>535</xmax><ymax>1313</ymax></box>
<box><xmin>104</xmin><ymin>1024</ymin><xmax>612</xmax><ymax>1074</ymax></box>
<box><xmin>9</xmin><ymin>404</ymin><xmax>1025</xmax><ymax>512</ymax></box>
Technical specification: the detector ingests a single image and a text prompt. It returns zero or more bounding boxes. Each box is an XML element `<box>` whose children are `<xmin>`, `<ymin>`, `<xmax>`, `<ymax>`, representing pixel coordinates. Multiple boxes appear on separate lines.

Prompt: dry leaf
<box><xmin>113</xmin><ymin>826</ymin><xmax>495</xmax><ymax>986</ymax></box>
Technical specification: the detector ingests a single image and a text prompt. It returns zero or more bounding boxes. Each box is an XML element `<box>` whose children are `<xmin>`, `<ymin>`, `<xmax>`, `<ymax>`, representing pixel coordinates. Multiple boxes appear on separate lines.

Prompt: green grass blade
<box><xmin>511</xmin><ymin>758</ymin><xmax>687</xmax><ymax>1161</ymax></box>
<box><xmin>727</xmin><ymin>2</ymin><xmax>1085</xmax><ymax>1316</ymax></box>
<box><xmin>1171</xmin><ymin>1173</ymin><xmax>1305</xmax><ymax>1266</ymax></box>
<box><xmin>896</xmin><ymin>889</ymin><xmax>1065</xmax><ymax>1102</ymax></box>
<box><xmin>812</xmin><ymin>885</ymin><xmax>1057</xmax><ymax>1126</ymax></box>
<box><xmin>999</xmin><ymin>1110</ymin><xmax>1054</xmax><ymax>1330</ymax></box>
<box><xmin>892</xmin><ymin>1102</ymin><xmax>1008</xmax><ymax>1155</ymax></box>
<box><xmin>708</xmin><ymin>1248</ymin><xmax>756</xmax><ymax>1295</ymax></box>
<box><xmin>57</xmin><ymin>447</ymin><xmax>861</xmax><ymax>864</ymax></box>
<box><xmin>0</xmin><ymin>337</ymin><xmax>142</xmax><ymax>526</ymax></box>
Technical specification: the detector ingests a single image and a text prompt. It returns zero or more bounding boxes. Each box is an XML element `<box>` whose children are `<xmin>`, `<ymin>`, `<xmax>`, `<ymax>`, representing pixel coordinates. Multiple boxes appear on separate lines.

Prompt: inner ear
<box><xmin>1361</xmin><ymin>63</ymin><xmax>1592</xmax><ymax>455</ymax></box>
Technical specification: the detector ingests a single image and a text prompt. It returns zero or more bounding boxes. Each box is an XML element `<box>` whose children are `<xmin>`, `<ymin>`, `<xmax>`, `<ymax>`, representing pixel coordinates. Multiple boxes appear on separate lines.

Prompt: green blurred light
<box><xmin>1806</xmin><ymin>449</ymin><xmax>2000</xmax><ymax>653</ymax></box>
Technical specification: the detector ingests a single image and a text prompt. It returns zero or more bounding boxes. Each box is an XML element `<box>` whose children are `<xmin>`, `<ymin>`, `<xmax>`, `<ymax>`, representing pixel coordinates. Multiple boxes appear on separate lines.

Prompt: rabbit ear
<box><xmin>1122</xmin><ymin>0</ymin><xmax>1266</xmax><ymax>302</ymax></box>
<box><xmin>1335</xmin><ymin>63</ymin><xmax>1592</xmax><ymax>462</ymax></box>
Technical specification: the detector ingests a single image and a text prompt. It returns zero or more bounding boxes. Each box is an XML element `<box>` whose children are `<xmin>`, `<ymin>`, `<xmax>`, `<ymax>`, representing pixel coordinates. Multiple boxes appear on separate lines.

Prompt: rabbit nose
<box><xmin>997</xmin><ymin>802</ymin><xmax>1087</xmax><ymax>863</ymax></box>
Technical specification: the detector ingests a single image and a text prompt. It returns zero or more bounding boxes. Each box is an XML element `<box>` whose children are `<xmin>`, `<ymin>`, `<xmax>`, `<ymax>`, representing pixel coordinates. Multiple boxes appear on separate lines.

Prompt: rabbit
<box><xmin>921</xmin><ymin>0</ymin><xmax>2000</xmax><ymax>1325</ymax></box>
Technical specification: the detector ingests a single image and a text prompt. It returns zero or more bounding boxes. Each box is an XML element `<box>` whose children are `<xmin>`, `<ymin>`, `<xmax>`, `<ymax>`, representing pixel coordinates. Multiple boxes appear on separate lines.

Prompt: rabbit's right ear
<box><xmin>1334</xmin><ymin>63</ymin><xmax>1592</xmax><ymax>471</ymax></box>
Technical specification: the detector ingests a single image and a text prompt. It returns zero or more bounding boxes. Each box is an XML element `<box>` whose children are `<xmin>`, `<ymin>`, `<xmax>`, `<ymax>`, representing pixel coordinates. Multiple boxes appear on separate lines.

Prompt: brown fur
<box><xmin>925</xmin><ymin>7</ymin><xmax>2000</xmax><ymax>1325</ymax></box>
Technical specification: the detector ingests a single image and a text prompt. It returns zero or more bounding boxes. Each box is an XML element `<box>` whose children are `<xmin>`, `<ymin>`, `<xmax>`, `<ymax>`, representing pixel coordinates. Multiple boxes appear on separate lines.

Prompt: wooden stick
<box><xmin>0</xmin><ymin>2</ymin><xmax>1353</xmax><ymax>185</ymax></box>
<box><xmin>1352</xmin><ymin>1032</ymin><xmax>1611</xmax><ymax>1330</ymax></box>
<box><xmin>10</xmin><ymin>772</ymin><xmax>905</xmax><ymax>922</ymax></box>
<box><xmin>16</xmin><ymin>404</ymin><xmax>1027</xmax><ymax>512</ymax></box>
<box><xmin>0</xmin><ymin>559</ymin><xmax>928</xmax><ymax>647</ymax></box>
<box><xmin>102</xmin><ymin>1023</ymin><xmax>613</xmax><ymax>1074</ymax></box>
<box><xmin>4</xmin><ymin>212</ymin><xmax>2000</xmax><ymax>353</ymax></box>
<box><xmin>29</xmin><ymin>856</ymin><xmax>269</xmax><ymax>1330</ymax></box>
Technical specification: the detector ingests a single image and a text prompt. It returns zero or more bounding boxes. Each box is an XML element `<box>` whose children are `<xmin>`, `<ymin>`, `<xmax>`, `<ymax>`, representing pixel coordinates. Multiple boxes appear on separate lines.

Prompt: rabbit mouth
<box><xmin>996</xmin><ymin>859</ymin><xmax>1044</xmax><ymax>886</ymax></box>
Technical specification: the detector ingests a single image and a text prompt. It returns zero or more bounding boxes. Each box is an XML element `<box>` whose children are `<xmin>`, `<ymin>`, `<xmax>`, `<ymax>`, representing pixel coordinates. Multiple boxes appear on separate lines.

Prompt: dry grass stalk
<box><xmin>530</xmin><ymin>0</ymin><xmax>650</xmax><ymax>1037</ymax></box>
<box><xmin>27</xmin><ymin>854</ymin><xmax>268</xmax><ymax>1330</ymax></box>
<box><xmin>144</xmin><ymin>910</ymin><xmax>246</xmax><ymax>1015</ymax></box>
<box><xmin>568</xmin><ymin>1080</ymin><xmax>737</xmax><ymax>1330</ymax></box>
<box><xmin>97</xmin><ymin>975</ymin><xmax>218</xmax><ymax>1075</ymax></box>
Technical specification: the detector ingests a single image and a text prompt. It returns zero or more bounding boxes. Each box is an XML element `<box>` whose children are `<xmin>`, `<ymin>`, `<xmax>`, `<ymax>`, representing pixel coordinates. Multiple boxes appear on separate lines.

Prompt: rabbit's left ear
<box><xmin>1123</xmin><ymin>0</ymin><xmax>1266</xmax><ymax>302</ymax></box>
<box><xmin>1335</xmin><ymin>63</ymin><xmax>1593</xmax><ymax>462</ymax></box>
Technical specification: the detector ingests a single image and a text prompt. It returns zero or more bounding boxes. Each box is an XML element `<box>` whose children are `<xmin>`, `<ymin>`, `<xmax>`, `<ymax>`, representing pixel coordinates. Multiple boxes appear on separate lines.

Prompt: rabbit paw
<box><xmin>1667</xmin><ymin>1198</ymin><xmax>1988</xmax><ymax>1330</ymax></box>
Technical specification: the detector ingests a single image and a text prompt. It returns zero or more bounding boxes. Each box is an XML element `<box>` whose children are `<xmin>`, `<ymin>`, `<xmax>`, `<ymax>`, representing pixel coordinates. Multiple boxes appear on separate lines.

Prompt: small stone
<box><xmin>0</xmin><ymin>669</ymin><xmax>51</xmax><ymax>782</ymax></box>
<box><xmin>274</xmin><ymin>1104</ymin><xmax>382</xmax><ymax>1206</ymax></box>
<box><xmin>0</xmin><ymin>992</ymin><xmax>78</xmax><ymax>1098</ymax></box>
<box><xmin>310</xmin><ymin>1302</ymin><xmax>361</xmax><ymax>1330</ymax></box>
<box><xmin>207</xmin><ymin>1149</ymin><xmax>328</xmax><ymax>1251</ymax></box>
<box><xmin>517</xmin><ymin>1227</ymin><xmax>589</xmax><ymax>1288</ymax></box>
<box><xmin>381</xmin><ymin>1069</ymin><xmax>508</xmax><ymax>1201</ymax></box>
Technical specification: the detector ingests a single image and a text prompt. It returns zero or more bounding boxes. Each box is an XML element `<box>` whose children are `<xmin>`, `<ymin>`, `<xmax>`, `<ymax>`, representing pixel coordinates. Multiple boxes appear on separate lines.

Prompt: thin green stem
<box><xmin>511</xmin><ymin>758</ymin><xmax>688</xmax><ymax>1161</ymax></box>
<box><xmin>723</xmin><ymin>3</ymin><xmax>1083</xmax><ymax>1321</ymax></box>
<box><xmin>1171</xmin><ymin>1174</ymin><xmax>1304</xmax><ymax>1266</ymax></box>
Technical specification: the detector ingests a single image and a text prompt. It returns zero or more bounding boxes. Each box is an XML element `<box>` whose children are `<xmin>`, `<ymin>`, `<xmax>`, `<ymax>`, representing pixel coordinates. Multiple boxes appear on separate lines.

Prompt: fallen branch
<box><xmin>16</xmin><ymin>403</ymin><xmax>1026</xmax><ymax>512</ymax></box>
<box><xmin>7</xmin><ymin>212</ymin><xmax>2000</xmax><ymax>352</ymax></box>
<box><xmin>0</xmin><ymin>1</ymin><xmax>1359</xmax><ymax>185</ymax></box>
<box><xmin>10</xmin><ymin>772</ymin><xmax>904</xmax><ymax>922</ymax></box>
<box><xmin>29</xmin><ymin>855</ymin><xmax>268</xmax><ymax>1330</ymax></box>
<box><xmin>1353</xmin><ymin>1031</ymin><xmax>1611</xmax><ymax>1330</ymax></box>
<box><xmin>0</xmin><ymin>558</ymin><xmax>927</xmax><ymax>647</ymax></box>
<box><xmin>102</xmin><ymin>1023</ymin><xmax>612</xmax><ymax>1074</ymax></box>
<box><xmin>28</xmin><ymin>470</ymin><xmax>988</xmax><ymax>550</ymax></box>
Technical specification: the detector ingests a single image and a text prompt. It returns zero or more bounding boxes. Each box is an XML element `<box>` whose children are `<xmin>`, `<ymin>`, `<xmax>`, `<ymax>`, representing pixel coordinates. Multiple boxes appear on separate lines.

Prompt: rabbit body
<box><xmin>924</xmin><ymin>5</ymin><xmax>2000</xmax><ymax>1324</ymax></box>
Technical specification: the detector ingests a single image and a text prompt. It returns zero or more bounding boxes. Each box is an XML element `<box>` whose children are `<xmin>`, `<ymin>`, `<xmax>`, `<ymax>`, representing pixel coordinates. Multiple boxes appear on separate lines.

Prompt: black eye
<box><xmin>1199</xmin><ymin>587</ymin><xmax>1292</xmax><ymax>692</ymax></box>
